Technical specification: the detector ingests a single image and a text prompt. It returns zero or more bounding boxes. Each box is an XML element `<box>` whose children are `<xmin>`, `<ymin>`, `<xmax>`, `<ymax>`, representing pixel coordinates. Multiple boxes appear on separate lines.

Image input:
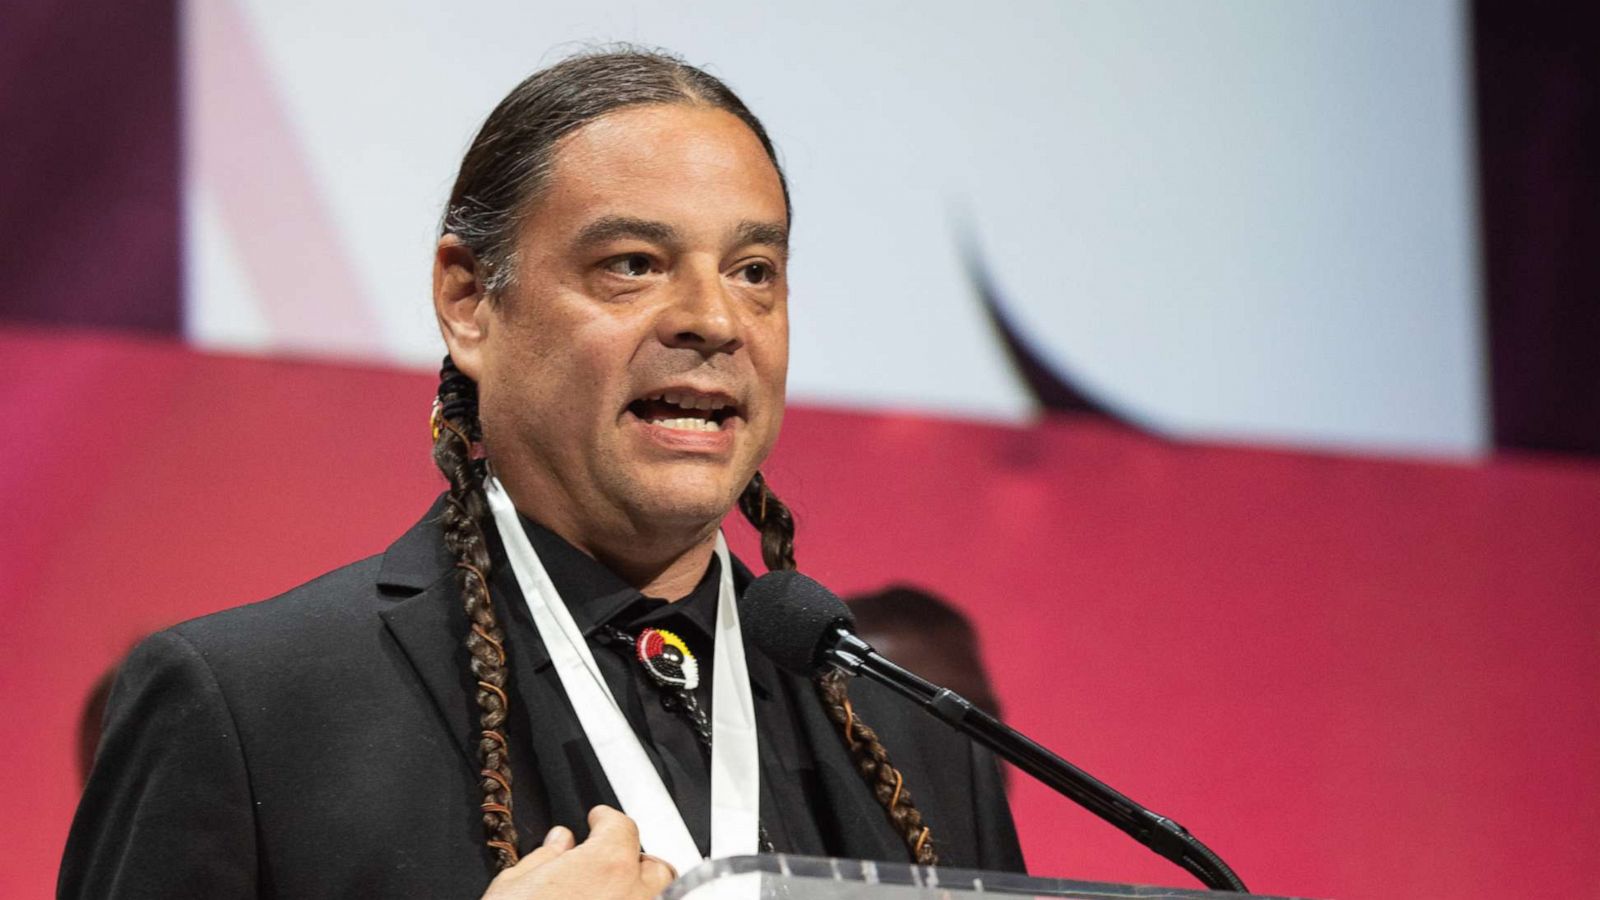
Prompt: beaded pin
<box><xmin>634</xmin><ymin>627</ymin><xmax>700</xmax><ymax>692</ymax></box>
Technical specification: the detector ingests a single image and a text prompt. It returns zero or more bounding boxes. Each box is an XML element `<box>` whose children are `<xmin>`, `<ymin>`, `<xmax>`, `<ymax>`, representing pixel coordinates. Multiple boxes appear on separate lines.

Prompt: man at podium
<box><xmin>61</xmin><ymin>49</ymin><xmax>1023</xmax><ymax>899</ymax></box>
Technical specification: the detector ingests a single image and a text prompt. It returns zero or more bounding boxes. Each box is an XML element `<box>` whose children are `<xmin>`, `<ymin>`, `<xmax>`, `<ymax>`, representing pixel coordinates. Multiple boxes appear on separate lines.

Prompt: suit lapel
<box><xmin>375</xmin><ymin>499</ymin><xmax>479</xmax><ymax>769</ymax></box>
<box><xmin>377</xmin><ymin>497</ymin><xmax>583</xmax><ymax>852</ymax></box>
<box><xmin>378</xmin><ymin>579</ymin><xmax>478</xmax><ymax>768</ymax></box>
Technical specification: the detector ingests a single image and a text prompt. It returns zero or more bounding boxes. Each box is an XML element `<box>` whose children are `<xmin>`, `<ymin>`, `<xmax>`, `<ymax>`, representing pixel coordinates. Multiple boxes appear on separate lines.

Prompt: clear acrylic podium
<box><xmin>664</xmin><ymin>855</ymin><xmax>1310</xmax><ymax>899</ymax></box>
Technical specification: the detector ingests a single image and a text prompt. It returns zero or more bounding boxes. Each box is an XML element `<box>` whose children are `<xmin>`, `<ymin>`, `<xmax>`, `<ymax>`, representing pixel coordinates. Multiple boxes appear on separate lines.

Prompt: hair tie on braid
<box><xmin>435</xmin><ymin>416</ymin><xmax>474</xmax><ymax>453</ymax></box>
<box><xmin>840</xmin><ymin>692</ymin><xmax>860</xmax><ymax>750</ymax></box>
<box><xmin>478</xmin><ymin>680</ymin><xmax>509</xmax><ymax>709</ymax></box>
<box><xmin>471</xmin><ymin>625</ymin><xmax>506</xmax><ymax>665</ymax></box>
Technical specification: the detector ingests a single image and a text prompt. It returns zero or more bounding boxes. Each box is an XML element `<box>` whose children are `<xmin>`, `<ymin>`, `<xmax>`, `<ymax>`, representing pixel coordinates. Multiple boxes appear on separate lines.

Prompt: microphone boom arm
<box><xmin>826</xmin><ymin>629</ymin><xmax>1249</xmax><ymax>893</ymax></box>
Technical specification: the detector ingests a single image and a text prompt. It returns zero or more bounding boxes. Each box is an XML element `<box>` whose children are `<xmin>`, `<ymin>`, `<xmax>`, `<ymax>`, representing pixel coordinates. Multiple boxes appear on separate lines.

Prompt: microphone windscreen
<box><xmin>738</xmin><ymin>570</ymin><xmax>856</xmax><ymax>676</ymax></box>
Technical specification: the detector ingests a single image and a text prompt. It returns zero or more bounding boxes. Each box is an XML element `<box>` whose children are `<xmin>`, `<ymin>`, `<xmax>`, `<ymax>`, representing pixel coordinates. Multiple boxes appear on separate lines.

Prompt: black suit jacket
<box><xmin>60</xmin><ymin>502</ymin><xmax>1024</xmax><ymax>898</ymax></box>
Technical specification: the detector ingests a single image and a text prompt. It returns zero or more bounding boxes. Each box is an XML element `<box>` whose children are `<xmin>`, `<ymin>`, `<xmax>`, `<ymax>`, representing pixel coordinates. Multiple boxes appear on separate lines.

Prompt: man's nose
<box><xmin>657</xmin><ymin>262</ymin><xmax>742</xmax><ymax>355</ymax></box>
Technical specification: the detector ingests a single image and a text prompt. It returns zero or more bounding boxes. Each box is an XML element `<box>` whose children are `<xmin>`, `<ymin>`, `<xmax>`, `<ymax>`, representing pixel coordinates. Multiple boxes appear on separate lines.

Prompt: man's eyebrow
<box><xmin>572</xmin><ymin>216</ymin><xmax>680</xmax><ymax>249</ymax></box>
<box><xmin>731</xmin><ymin>220</ymin><xmax>789</xmax><ymax>255</ymax></box>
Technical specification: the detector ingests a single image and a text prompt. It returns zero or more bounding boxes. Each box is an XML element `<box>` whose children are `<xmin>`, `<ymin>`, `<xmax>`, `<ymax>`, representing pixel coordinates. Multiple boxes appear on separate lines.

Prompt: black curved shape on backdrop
<box><xmin>960</xmin><ymin>238</ymin><xmax>1150</xmax><ymax>433</ymax></box>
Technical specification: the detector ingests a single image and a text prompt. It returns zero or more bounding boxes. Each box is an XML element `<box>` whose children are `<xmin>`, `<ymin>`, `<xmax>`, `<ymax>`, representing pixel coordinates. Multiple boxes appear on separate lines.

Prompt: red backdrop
<box><xmin>4</xmin><ymin>327</ymin><xmax>1597</xmax><ymax>899</ymax></box>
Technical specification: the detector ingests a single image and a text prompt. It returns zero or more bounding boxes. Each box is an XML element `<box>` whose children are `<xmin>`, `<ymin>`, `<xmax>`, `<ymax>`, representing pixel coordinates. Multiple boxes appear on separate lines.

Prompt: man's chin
<box><xmin>619</xmin><ymin>473</ymin><xmax>747</xmax><ymax>531</ymax></box>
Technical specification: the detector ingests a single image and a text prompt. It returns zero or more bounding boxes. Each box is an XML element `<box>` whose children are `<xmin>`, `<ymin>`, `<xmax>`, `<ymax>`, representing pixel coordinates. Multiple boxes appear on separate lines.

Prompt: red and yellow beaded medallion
<box><xmin>634</xmin><ymin>627</ymin><xmax>700</xmax><ymax>691</ymax></box>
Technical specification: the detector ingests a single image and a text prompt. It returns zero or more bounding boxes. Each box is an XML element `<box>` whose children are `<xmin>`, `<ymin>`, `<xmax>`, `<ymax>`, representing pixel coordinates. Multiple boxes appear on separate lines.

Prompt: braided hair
<box><xmin>737</xmin><ymin>473</ymin><xmax>938</xmax><ymax>865</ymax></box>
<box><xmin>435</xmin><ymin>47</ymin><xmax>935</xmax><ymax>869</ymax></box>
<box><xmin>431</xmin><ymin>360</ymin><xmax>519</xmax><ymax>867</ymax></box>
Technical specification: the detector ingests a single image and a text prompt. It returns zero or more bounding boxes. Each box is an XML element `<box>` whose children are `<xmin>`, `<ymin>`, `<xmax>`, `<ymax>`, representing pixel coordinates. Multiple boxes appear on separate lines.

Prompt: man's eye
<box><xmin>738</xmin><ymin>262</ymin><xmax>773</xmax><ymax>285</ymax></box>
<box><xmin>605</xmin><ymin>254</ymin><xmax>654</xmax><ymax>277</ymax></box>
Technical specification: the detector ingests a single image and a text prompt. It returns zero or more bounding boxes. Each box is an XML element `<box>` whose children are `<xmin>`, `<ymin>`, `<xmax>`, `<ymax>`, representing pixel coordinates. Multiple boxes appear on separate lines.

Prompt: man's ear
<box><xmin>433</xmin><ymin>234</ymin><xmax>492</xmax><ymax>380</ymax></box>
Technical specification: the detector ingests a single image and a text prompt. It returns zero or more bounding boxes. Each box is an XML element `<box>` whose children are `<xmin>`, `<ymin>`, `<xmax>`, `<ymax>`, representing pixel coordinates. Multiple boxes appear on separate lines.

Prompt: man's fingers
<box><xmin>638</xmin><ymin>854</ymin><xmax>677</xmax><ymax>892</ymax></box>
<box><xmin>496</xmin><ymin>825</ymin><xmax>575</xmax><ymax>877</ymax></box>
<box><xmin>584</xmin><ymin>805</ymin><xmax>642</xmax><ymax>857</ymax></box>
<box><xmin>583</xmin><ymin>805</ymin><xmax>682</xmax><ymax>894</ymax></box>
<box><xmin>480</xmin><ymin>813</ymin><xmax>680</xmax><ymax>900</ymax></box>
<box><xmin>543</xmin><ymin>825</ymin><xmax>576</xmax><ymax>853</ymax></box>
<box><xmin>522</xmin><ymin>825</ymin><xmax>575</xmax><ymax>867</ymax></box>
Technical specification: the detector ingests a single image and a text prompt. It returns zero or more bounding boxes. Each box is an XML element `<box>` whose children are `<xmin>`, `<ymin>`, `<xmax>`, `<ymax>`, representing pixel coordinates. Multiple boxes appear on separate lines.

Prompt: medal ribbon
<box><xmin>483</xmin><ymin>476</ymin><xmax>761</xmax><ymax>875</ymax></box>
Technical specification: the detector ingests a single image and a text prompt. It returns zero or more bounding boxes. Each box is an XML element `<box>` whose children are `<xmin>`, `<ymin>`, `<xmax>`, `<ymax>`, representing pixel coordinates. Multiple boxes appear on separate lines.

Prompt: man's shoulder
<box><xmin>159</xmin><ymin>496</ymin><xmax>451</xmax><ymax>662</ymax></box>
<box><xmin>165</xmin><ymin>553</ymin><xmax>391</xmax><ymax>654</ymax></box>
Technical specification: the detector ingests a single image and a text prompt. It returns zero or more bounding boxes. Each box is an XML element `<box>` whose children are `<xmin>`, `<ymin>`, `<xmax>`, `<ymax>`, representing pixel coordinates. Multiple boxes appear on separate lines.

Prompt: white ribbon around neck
<box><xmin>484</xmin><ymin>476</ymin><xmax>761</xmax><ymax>876</ymax></box>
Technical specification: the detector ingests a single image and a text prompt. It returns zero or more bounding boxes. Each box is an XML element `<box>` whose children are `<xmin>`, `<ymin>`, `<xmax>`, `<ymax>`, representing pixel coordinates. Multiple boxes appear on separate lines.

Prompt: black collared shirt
<box><xmin>493</xmin><ymin>516</ymin><xmax>826</xmax><ymax>857</ymax></box>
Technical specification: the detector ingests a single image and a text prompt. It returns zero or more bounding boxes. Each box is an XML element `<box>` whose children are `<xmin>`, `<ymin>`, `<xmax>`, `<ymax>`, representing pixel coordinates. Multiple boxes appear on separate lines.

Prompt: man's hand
<box><xmin>482</xmin><ymin>806</ymin><xmax>679</xmax><ymax>900</ymax></box>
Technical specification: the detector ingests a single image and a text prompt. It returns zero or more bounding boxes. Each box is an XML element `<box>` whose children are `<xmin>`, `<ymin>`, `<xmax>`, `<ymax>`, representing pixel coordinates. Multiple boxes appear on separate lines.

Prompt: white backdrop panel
<box><xmin>185</xmin><ymin>0</ymin><xmax>1482</xmax><ymax>454</ymax></box>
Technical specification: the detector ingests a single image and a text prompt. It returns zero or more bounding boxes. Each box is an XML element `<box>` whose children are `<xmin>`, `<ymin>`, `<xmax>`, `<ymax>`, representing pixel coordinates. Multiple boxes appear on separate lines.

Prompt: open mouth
<box><xmin>626</xmin><ymin>390</ymin><xmax>741</xmax><ymax>433</ymax></box>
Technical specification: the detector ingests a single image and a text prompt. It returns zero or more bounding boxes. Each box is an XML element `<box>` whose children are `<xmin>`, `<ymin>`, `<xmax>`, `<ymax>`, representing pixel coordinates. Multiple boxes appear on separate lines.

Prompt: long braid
<box><xmin>432</xmin><ymin>357</ymin><xmax>520</xmax><ymax>869</ymax></box>
<box><xmin>735</xmin><ymin>470</ymin><xmax>794</xmax><ymax>573</ymax></box>
<box><xmin>737</xmin><ymin>473</ymin><xmax>939</xmax><ymax>865</ymax></box>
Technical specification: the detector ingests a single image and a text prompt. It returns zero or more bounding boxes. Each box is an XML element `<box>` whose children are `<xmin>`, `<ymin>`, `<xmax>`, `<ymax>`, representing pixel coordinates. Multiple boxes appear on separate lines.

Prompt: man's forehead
<box><xmin>527</xmin><ymin>106</ymin><xmax>786</xmax><ymax>218</ymax></box>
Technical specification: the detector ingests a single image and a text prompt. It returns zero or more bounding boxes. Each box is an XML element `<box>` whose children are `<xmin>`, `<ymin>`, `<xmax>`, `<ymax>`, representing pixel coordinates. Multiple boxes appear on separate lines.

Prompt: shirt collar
<box><xmin>489</xmin><ymin>514</ymin><xmax>773</xmax><ymax>695</ymax></box>
<box><xmin>516</xmin><ymin>515</ymin><xmax>719</xmax><ymax>641</ymax></box>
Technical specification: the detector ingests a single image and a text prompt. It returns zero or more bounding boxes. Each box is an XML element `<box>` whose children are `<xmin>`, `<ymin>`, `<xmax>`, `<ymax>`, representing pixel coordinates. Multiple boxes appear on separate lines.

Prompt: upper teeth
<box><xmin>647</xmin><ymin>391</ymin><xmax>730</xmax><ymax>412</ymax></box>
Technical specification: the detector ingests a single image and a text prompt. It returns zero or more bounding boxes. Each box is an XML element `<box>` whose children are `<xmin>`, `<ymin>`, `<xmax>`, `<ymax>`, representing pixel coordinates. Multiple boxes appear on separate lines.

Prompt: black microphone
<box><xmin>740</xmin><ymin>570</ymin><xmax>1248</xmax><ymax>893</ymax></box>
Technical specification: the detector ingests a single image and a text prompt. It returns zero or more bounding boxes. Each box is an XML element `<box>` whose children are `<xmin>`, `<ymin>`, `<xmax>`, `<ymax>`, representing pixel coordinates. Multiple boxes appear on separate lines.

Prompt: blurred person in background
<box><xmin>848</xmin><ymin>585</ymin><xmax>1009</xmax><ymax>788</ymax></box>
<box><xmin>847</xmin><ymin>585</ymin><xmax>1005</xmax><ymax>721</ymax></box>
